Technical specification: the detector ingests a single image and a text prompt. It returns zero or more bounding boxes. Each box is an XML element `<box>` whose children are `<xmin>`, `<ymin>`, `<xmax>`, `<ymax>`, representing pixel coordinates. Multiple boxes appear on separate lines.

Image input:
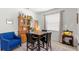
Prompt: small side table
<box><xmin>62</xmin><ymin>35</ymin><xmax>73</xmax><ymax>46</ymax></box>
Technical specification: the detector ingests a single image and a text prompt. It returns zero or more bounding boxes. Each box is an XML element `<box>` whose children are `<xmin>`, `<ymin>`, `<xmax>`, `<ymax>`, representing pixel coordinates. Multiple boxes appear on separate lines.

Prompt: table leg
<box><xmin>50</xmin><ymin>39</ymin><xmax>52</xmax><ymax>51</ymax></box>
<box><xmin>46</xmin><ymin>43</ymin><xmax>48</xmax><ymax>51</ymax></box>
<box><xmin>37</xmin><ymin>36</ymin><xmax>40</xmax><ymax>51</ymax></box>
<box><xmin>26</xmin><ymin>42</ymin><xmax>28</xmax><ymax>51</ymax></box>
<box><xmin>49</xmin><ymin>33</ymin><xmax>52</xmax><ymax>51</ymax></box>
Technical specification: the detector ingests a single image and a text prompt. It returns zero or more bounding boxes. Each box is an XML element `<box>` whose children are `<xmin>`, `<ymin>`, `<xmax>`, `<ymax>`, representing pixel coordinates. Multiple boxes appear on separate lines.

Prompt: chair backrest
<box><xmin>27</xmin><ymin>32</ymin><xmax>38</xmax><ymax>43</ymax></box>
<box><xmin>42</xmin><ymin>30</ymin><xmax>47</xmax><ymax>32</ymax></box>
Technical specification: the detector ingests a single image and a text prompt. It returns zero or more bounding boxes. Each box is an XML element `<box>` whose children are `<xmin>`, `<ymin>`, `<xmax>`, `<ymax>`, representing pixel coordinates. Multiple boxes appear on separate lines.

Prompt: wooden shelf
<box><xmin>18</xmin><ymin>15</ymin><xmax>31</xmax><ymax>43</ymax></box>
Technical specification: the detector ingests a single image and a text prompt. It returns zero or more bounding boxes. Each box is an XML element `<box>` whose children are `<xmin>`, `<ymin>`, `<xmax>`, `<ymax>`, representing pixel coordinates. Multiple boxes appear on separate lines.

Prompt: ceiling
<box><xmin>29</xmin><ymin>8</ymin><xmax>53</xmax><ymax>13</ymax></box>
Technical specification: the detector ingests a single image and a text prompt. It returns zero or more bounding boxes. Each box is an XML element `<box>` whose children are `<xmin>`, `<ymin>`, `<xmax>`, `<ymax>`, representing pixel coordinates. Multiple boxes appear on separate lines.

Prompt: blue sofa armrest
<box><xmin>13</xmin><ymin>34</ymin><xmax>21</xmax><ymax>39</ymax></box>
<box><xmin>1</xmin><ymin>37</ymin><xmax>10</xmax><ymax>50</ymax></box>
<box><xmin>14</xmin><ymin>36</ymin><xmax>21</xmax><ymax>39</ymax></box>
<box><xmin>14</xmin><ymin>35</ymin><xmax>21</xmax><ymax>42</ymax></box>
<box><xmin>13</xmin><ymin>34</ymin><xmax>21</xmax><ymax>42</ymax></box>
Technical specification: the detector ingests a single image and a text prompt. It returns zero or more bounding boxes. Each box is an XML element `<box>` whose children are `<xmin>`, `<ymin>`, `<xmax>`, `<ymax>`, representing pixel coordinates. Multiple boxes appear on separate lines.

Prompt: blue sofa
<box><xmin>0</xmin><ymin>34</ymin><xmax>1</xmax><ymax>50</ymax></box>
<box><xmin>0</xmin><ymin>32</ymin><xmax>21</xmax><ymax>51</ymax></box>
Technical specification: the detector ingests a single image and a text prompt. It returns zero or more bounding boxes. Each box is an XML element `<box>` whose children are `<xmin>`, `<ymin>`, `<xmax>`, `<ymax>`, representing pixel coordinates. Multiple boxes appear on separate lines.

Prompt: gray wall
<box><xmin>77</xmin><ymin>9</ymin><xmax>79</xmax><ymax>44</ymax></box>
<box><xmin>63</xmin><ymin>8</ymin><xmax>77</xmax><ymax>46</ymax></box>
<box><xmin>37</xmin><ymin>8</ymin><xmax>77</xmax><ymax>46</ymax></box>
<box><xmin>0</xmin><ymin>8</ymin><xmax>37</xmax><ymax>35</ymax></box>
<box><xmin>0</xmin><ymin>8</ymin><xmax>18</xmax><ymax>34</ymax></box>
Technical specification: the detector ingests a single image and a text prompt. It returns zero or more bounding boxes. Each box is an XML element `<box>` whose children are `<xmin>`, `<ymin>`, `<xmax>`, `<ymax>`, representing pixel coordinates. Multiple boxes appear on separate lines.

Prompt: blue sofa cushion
<box><xmin>0</xmin><ymin>40</ymin><xmax>1</xmax><ymax>48</ymax></box>
<box><xmin>7</xmin><ymin>39</ymin><xmax>21</xmax><ymax>47</ymax></box>
<box><xmin>1</xmin><ymin>32</ymin><xmax>15</xmax><ymax>39</ymax></box>
<box><xmin>0</xmin><ymin>34</ymin><xmax>1</xmax><ymax>48</ymax></box>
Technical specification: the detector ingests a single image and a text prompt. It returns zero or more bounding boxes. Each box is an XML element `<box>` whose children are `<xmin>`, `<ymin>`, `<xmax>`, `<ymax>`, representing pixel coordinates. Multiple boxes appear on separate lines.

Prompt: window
<box><xmin>45</xmin><ymin>13</ymin><xmax>60</xmax><ymax>31</ymax></box>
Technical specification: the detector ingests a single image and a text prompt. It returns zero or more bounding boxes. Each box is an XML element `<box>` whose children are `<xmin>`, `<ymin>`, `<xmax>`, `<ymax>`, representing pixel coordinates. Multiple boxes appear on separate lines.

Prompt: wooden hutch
<box><xmin>18</xmin><ymin>15</ymin><xmax>32</xmax><ymax>43</ymax></box>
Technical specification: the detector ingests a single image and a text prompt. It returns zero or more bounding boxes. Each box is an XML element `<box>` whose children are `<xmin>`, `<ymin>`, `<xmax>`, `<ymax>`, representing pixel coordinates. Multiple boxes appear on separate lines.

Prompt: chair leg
<box><xmin>43</xmin><ymin>42</ymin><xmax>44</xmax><ymax>48</ymax></box>
<box><xmin>46</xmin><ymin>43</ymin><xmax>48</xmax><ymax>51</ymax></box>
<box><xmin>49</xmin><ymin>40</ymin><xmax>52</xmax><ymax>51</ymax></box>
<box><xmin>27</xmin><ymin>47</ymin><xmax>28</xmax><ymax>51</ymax></box>
<box><xmin>27</xmin><ymin>43</ymin><xmax>28</xmax><ymax>51</ymax></box>
<box><xmin>33</xmin><ymin>43</ymin><xmax>34</xmax><ymax>47</ymax></box>
<box><xmin>31</xmin><ymin>43</ymin><xmax>34</xmax><ymax>51</ymax></box>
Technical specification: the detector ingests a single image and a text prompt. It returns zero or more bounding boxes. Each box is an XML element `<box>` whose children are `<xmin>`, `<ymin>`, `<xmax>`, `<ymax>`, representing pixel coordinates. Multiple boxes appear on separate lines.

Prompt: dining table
<box><xmin>29</xmin><ymin>31</ymin><xmax>52</xmax><ymax>51</ymax></box>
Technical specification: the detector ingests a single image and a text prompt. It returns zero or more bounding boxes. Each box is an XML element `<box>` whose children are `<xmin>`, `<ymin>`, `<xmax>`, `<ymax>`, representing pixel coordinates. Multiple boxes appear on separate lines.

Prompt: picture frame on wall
<box><xmin>6</xmin><ymin>19</ymin><xmax>13</xmax><ymax>24</ymax></box>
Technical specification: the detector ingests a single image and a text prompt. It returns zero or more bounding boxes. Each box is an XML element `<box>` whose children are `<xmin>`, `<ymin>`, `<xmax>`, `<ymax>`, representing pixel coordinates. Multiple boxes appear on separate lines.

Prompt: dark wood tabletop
<box><xmin>30</xmin><ymin>31</ymin><xmax>52</xmax><ymax>35</ymax></box>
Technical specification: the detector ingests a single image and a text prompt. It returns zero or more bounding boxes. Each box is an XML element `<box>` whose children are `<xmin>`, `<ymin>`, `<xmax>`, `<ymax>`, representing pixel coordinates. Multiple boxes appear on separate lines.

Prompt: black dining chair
<box><xmin>40</xmin><ymin>30</ymin><xmax>52</xmax><ymax>51</ymax></box>
<box><xmin>26</xmin><ymin>33</ymin><xmax>37</xmax><ymax>51</ymax></box>
<box><xmin>40</xmin><ymin>30</ymin><xmax>49</xmax><ymax>50</ymax></box>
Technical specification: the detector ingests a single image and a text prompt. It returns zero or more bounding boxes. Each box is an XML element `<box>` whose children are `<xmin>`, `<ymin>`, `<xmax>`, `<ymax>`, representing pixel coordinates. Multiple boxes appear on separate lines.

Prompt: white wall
<box><xmin>0</xmin><ymin>8</ymin><xmax>37</xmax><ymax>34</ymax></box>
<box><xmin>37</xmin><ymin>8</ymin><xmax>77</xmax><ymax>46</ymax></box>
<box><xmin>77</xmin><ymin>9</ymin><xmax>79</xmax><ymax>44</ymax></box>
<box><xmin>0</xmin><ymin>8</ymin><xmax>18</xmax><ymax>33</ymax></box>
<box><xmin>63</xmin><ymin>8</ymin><xmax>77</xmax><ymax>46</ymax></box>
